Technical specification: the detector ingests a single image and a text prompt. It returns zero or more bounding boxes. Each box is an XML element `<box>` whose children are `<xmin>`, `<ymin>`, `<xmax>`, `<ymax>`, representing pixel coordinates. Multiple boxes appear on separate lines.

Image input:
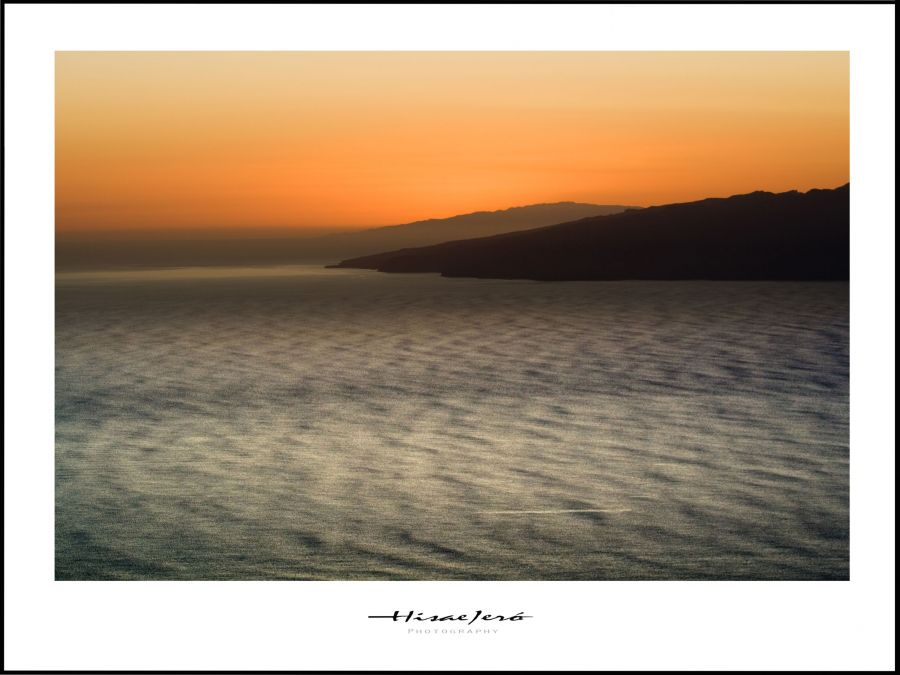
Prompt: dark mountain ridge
<box><xmin>331</xmin><ymin>184</ymin><xmax>849</xmax><ymax>281</ymax></box>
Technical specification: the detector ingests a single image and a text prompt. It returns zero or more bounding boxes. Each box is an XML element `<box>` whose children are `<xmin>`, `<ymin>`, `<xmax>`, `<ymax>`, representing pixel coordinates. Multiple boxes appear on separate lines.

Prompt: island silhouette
<box><xmin>331</xmin><ymin>184</ymin><xmax>849</xmax><ymax>281</ymax></box>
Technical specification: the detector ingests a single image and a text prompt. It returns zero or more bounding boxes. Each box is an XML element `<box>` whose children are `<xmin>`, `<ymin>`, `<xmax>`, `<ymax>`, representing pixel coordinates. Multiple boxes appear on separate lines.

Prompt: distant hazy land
<box><xmin>56</xmin><ymin>202</ymin><xmax>632</xmax><ymax>272</ymax></box>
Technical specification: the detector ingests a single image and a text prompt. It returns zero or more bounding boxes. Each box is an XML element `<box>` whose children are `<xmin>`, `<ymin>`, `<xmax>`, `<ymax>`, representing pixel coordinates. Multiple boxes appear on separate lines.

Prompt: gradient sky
<box><xmin>56</xmin><ymin>51</ymin><xmax>848</xmax><ymax>234</ymax></box>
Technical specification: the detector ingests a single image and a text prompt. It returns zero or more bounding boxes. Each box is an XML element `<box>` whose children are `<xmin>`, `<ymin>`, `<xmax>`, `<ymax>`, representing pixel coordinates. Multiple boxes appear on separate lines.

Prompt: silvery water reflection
<box><xmin>56</xmin><ymin>267</ymin><xmax>848</xmax><ymax>579</ymax></box>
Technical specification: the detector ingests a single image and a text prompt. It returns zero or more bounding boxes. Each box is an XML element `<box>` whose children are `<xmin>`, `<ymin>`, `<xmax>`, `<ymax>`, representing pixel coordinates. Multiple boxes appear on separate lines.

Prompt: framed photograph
<box><xmin>4</xmin><ymin>2</ymin><xmax>895</xmax><ymax>671</ymax></box>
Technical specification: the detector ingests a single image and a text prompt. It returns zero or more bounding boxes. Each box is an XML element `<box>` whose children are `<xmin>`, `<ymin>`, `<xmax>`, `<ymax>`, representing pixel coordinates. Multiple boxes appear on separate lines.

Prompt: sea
<box><xmin>55</xmin><ymin>266</ymin><xmax>849</xmax><ymax>579</ymax></box>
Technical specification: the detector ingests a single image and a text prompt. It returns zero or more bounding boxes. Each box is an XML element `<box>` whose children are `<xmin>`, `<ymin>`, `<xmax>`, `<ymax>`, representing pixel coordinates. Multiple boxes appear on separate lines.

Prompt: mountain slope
<box><xmin>313</xmin><ymin>202</ymin><xmax>633</xmax><ymax>259</ymax></box>
<box><xmin>332</xmin><ymin>185</ymin><xmax>849</xmax><ymax>281</ymax></box>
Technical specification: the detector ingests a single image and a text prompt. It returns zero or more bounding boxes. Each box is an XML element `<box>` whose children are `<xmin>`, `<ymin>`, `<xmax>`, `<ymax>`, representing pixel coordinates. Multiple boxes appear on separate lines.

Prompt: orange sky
<box><xmin>56</xmin><ymin>51</ymin><xmax>848</xmax><ymax>234</ymax></box>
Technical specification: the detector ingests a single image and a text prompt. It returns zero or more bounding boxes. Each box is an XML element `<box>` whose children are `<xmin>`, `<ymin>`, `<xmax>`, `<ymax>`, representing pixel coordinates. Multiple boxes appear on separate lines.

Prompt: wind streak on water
<box><xmin>55</xmin><ymin>267</ymin><xmax>849</xmax><ymax>579</ymax></box>
<box><xmin>481</xmin><ymin>509</ymin><xmax>632</xmax><ymax>514</ymax></box>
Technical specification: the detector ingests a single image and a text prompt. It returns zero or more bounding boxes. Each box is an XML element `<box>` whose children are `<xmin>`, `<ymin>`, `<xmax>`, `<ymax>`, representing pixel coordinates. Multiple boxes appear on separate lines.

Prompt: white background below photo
<box><xmin>4</xmin><ymin>2</ymin><xmax>896</xmax><ymax>672</ymax></box>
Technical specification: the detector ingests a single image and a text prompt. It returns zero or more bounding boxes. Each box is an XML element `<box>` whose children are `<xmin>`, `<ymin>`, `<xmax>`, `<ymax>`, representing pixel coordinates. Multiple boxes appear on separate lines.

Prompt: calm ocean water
<box><xmin>56</xmin><ymin>267</ymin><xmax>849</xmax><ymax>579</ymax></box>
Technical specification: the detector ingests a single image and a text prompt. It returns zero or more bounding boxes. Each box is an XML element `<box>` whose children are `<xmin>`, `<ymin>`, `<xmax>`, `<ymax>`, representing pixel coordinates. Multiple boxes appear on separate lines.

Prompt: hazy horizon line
<box><xmin>56</xmin><ymin>181</ymin><xmax>847</xmax><ymax>242</ymax></box>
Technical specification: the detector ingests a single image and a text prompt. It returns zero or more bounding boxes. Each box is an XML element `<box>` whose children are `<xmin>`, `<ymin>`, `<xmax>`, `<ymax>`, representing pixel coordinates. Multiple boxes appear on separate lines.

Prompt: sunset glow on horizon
<box><xmin>56</xmin><ymin>51</ymin><xmax>848</xmax><ymax>235</ymax></box>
